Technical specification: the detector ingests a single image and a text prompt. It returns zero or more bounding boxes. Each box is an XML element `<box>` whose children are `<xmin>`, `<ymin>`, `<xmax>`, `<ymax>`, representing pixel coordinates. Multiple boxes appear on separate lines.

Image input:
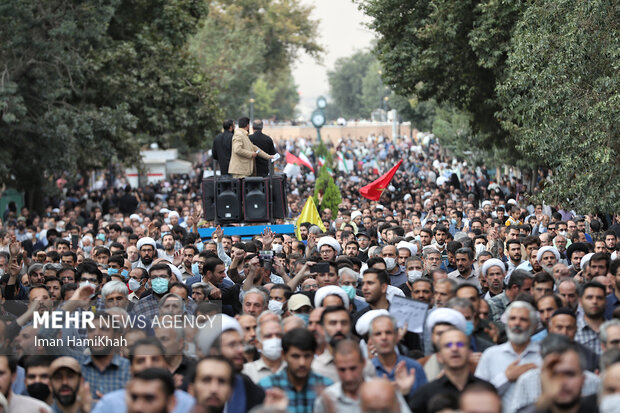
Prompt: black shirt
<box><xmin>409</xmin><ymin>373</ymin><xmax>491</xmax><ymax>413</ymax></box>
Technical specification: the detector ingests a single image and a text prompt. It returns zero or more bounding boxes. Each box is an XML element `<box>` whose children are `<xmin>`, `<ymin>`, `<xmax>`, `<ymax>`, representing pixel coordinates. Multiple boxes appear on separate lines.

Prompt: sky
<box><xmin>292</xmin><ymin>0</ymin><xmax>375</xmax><ymax>117</ymax></box>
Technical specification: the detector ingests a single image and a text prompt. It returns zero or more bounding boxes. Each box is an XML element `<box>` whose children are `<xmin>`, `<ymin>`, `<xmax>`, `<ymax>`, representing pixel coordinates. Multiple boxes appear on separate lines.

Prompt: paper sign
<box><xmin>389</xmin><ymin>295</ymin><xmax>428</xmax><ymax>333</ymax></box>
<box><xmin>271</xmin><ymin>153</ymin><xmax>281</xmax><ymax>162</ymax></box>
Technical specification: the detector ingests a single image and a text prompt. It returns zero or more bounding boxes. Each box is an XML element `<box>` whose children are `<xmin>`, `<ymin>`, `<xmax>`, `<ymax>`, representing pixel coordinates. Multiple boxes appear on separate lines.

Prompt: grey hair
<box><xmin>558</xmin><ymin>277</ymin><xmax>578</xmax><ymax>289</ymax></box>
<box><xmin>244</xmin><ymin>287</ymin><xmax>268</xmax><ymax>308</ymax></box>
<box><xmin>540</xmin><ymin>333</ymin><xmax>586</xmax><ymax>371</ymax></box>
<box><xmin>422</xmin><ymin>247</ymin><xmax>441</xmax><ymax>259</ymax></box>
<box><xmin>446</xmin><ymin>297</ymin><xmax>475</xmax><ymax>314</ymax></box>
<box><xmin>158</xmin><ymin>292</ymin><xmax>186</xmax><ymax>313</ymax></box>
<box><xmin>309</xmin><ymin>225</ymin><xmax>323</xmax><ymax>235</ymax></box>
<box><xmin>28</xmin><ymin>263</ymin><xmax>44</xmax><ymax>276</ymax></box>
<box><xmin>368</xmin><ymin>246</ymin><xmax>382</xmax><ymax>258</ymax></box>
<box><xmin>256</xmin><ymin>318</ymin><xmax>283</xmax><ymax>341</ymax></box>
<box><xmin>436</xmin><ymin>278</ymin><xmax>458</xmax><ymax>293</ymax></box>
<box><xmin>252</xmin><ymin>119</ymin><xmax>263</xmax><ymax>130</ymax></box>
<box><xmin>42</xmin><ymin>263</ymin><xmax>62</xmax><ymax>273</ymax></box>
<box><xmin>600</xmin><ymin>319</ymin><xmax>620</xmax><ymax>344</ymax></box>
<box><xmin>368</xmin><ymin>314</ymin><xmax>398</xmax><ymax>336</ymax></box>
<box><xmin>504</xmin><ymin>300</ymin><xmax>538</xmax><ymax>333</ymax></box>
<box><xmin>339</xmin><ymin>267</ymin><xmax>359</xmax><ymax>282</ymax></box>
<box><xmin>101</xmin><ymin>280</ymin><xmax>129</xmax><ymax>299</ymax></box>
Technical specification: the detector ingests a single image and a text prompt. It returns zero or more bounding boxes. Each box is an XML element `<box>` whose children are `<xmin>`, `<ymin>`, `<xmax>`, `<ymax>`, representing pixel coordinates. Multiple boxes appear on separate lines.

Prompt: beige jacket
<box><xmin>228</xmin><ymin>128</ymin><xmax>270</xmax><ymax>177</ymax></box>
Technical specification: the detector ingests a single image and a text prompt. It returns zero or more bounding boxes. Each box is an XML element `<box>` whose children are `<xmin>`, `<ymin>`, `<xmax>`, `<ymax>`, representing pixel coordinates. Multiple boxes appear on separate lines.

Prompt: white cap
<box><xmin>317</xmin><ymin>236</ymin><xmax>342</xmax><ymax>255</ymax></box>
<box><xmin>426</xmin><ymin>308</ymin><xmax>467</xmax><ymax>333</ymax></box>
<box><xmin>537</xmin><ymin>246</ymin><xmax>560</xmax><ymax>264</ymax></box>
<box><xmin>314</xmin><ymin>286</ymin><xmax>349</xmax><ymax>309</ymax></box>
<box><xmin>355</xmin><ymin>309</ymin><xmax>390</xmax><ymax>336</ymax></box>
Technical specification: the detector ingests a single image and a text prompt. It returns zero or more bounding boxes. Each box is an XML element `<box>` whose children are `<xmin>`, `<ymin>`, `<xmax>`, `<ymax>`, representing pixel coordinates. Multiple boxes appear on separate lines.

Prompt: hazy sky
<box><xmin>292</xmin><ymin>0</ymin><xmax>375</xmax><ymax>117</ymax></box>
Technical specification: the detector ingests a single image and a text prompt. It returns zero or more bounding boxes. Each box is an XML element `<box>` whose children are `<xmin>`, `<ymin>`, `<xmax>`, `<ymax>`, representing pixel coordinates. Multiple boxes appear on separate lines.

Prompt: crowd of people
<box><xmin>0</xmin><ymin>120</ymin><xmax>619</xmax><ymax>413</ymax></box>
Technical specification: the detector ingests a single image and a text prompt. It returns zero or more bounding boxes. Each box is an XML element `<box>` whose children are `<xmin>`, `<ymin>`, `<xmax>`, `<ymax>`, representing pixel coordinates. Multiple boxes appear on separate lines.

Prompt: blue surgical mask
<box><xmin>341</xmin><ymin>285</ymin><xmax>356</xmax><ymax>301</ymax></box>
<box><xmin>121</xmin><ymin>269</ymin><xmax>129</xmax><ymax>279</ymax></box>
<box><xmin>451</xmin><ymin>218</ymin><xmax>457</xmax><ymax>225</ymax></box>
<box><xmin>294</xmin><ymin>313</ymin><xmax>309</xmax><ymax>326</ymax></box>
<box><xmin>151</xmin><ymin>278</ymin><xmax>169</xmax><ymax>295</ymax></box>
<box><xmin>465</xmin><ymin>320</ymin><xmax>474</xmax><ymax>336</ymax></box>
<box><xmin>96</xmin><ymin>234</ymin><xmax>106</xmax><ymax>241</ymax></box>
<box><xmin>108</xmin><ymin>268</ymin><xmax>119</xmax><ymax>276</ymax></box>
<box><xmin>196</xmin><ymin>241</ymin><xmax>204</xmax><ymax>252</ymax></box>
<box><xmin>191</xmin><ymin>263</ymin><xmax>201</xmax><ymax>277</ymax></box>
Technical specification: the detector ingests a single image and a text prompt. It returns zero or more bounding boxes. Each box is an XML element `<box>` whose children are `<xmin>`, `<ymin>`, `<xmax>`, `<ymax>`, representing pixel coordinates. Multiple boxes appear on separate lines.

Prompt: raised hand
<box><xmin>394</xmin><ymin>360</ymin><xmax>416</xmax><ymax>395</ymax></box>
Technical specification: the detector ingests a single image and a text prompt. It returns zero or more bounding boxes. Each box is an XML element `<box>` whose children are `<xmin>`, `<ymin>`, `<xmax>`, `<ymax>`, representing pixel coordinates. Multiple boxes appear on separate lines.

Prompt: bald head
<box><xmin>360</xmin><ymin>378</ymin><xmax>399</xmax><ymax>412</ymax></box>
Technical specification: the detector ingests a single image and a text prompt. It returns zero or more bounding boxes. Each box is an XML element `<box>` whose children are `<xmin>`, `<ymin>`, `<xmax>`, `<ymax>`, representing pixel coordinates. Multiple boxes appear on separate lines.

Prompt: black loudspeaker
<box><xmin>270</xmin><ymin>174</ymin><xmax>288</xmax><ymax>219</ymax></box>
<box><xmin>216</xmin><ymin>178</ymin><xmax>242</xmax><ymax>222</ymax></box>
<box><xmin>243</xmin><ymin>177</ymin><xmax>270</xmax><ymax>222</ymax></box>
<box><xmin>201</xmin><ymin>177</ymin><xmax>242</xmax><ymax>222</ymax></box>
<box><xmin>201</xmin><ymin>177</ymin><xmax>216</xmax><ymax>221</ymax></box>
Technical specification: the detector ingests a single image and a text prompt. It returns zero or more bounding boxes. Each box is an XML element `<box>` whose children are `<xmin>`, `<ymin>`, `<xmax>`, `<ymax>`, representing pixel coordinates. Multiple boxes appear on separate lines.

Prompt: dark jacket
<box><xmin>249</xmin><ymin>130</ymin><xmax>276</xmax><ymax>176</ymax></box>
<box><xmin>212</xmin><ymin>130</ymin><xmax>233</xmax><ymax>175</ymax></box>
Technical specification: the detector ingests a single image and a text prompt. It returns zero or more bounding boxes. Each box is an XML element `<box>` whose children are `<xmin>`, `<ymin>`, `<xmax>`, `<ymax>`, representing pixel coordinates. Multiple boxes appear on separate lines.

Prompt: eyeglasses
<box><xmin>442</xmin><ymin>341</ymin><xmax>466</xmax><ymax>349</ymax></box>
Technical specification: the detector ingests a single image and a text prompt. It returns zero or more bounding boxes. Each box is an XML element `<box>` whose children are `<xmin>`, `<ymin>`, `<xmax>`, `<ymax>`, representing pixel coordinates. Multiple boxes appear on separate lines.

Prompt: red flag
<box><xmin>286</xmin><ymin>151</ymin><xmax>314</xmax><ymax>172</ymax></box>
<box><xmin>359</xmin><ymin>160</ymin><xmax>403</xmax><ymax>201</ymax></box>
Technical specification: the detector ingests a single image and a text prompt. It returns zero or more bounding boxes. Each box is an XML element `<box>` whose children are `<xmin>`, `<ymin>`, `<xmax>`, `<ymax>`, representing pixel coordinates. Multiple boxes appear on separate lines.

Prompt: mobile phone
<box><xmin>71</xmin><ymin>235</ymin><xmax>79</xmax><ymax>250</ymax></box>
<box><xmin>313</xmin><ymin>262</ymin><xmax>330</xmax><ymax>274</ymax></box>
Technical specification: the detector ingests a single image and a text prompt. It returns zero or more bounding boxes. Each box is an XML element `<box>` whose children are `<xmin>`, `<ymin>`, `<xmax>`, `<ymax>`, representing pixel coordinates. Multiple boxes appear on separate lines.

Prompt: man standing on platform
<box><xmin>212</xmin><ymin>119</ymin><xmax>234</xmax><ymax>175</ymax></box>
<box><xmin>249</xmin><ymin>119</ymin><xmax>276</xmax><ymax>177</ymax></box>
<box><xmin>229</xmin><ymin>117</ymin><xmax>273</xmax><ymax>179</ymax></box>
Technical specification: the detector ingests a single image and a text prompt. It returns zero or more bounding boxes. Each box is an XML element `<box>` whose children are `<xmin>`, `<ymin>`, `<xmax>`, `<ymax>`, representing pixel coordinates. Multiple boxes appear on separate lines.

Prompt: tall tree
<box><xmin>357</xmin><ymin>0</ymin><xmax>524</xmax><ymax>162</ymax></box>
<box><xmin>0</xmin><ymin>0</ymin><xmax>220</xmax><ymax>208</ymax></box>
<box><xmin>497</xmin><ymin>0</ymin><xmax>619</xmax><ymax>211</ymax></box>
<box><xmin>327</xmin><ymin>51</ymin><xmax>375</xmax><ymax>119</ymax></box>
<box><xmin>190</xmin><ymin>0</ymin><xmax>320</xmax><ymax>119</ymax></box>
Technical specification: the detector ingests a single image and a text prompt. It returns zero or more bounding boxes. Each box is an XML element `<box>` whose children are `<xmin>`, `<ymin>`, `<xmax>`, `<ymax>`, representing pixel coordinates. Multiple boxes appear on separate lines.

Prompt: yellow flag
<box><xmin>295</xmin><ymin>196</ymin><xmax>326</xmax><ymax>240</ymax></box>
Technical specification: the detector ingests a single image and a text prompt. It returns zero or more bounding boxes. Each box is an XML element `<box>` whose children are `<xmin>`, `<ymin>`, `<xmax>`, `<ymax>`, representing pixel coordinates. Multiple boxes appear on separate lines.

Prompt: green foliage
<box><xmin>0</xmin><ymin>0</ymin><xmax>220</xmax><ymax>204</ymax></box>
<box><xmin>313</xmin><ymin>141</ymin><xmax>333</xmax><ymax>169</ymax></box>
<box><xmin>327</xmin><ymin>51</ymin><xmax>376</xmax><ymax>119</ymax></box>
<box><xmin>327</xmin><ymin>50</ymin><xmax>436</xmax><ymax>128</ymax></box>
<box><xmin>357</xmin><ymin>0</ymin><xmax>523</xmax><ymax>161</ymax></box>
<box><xmin>190</xmin><ymin>0</ymin><xmax>320</xmax><ymax>119</ymax></box>
<box><xmin>497</xmin><ymin>0</ymin><xmax>619</xmax><ymax>212</ymax></box>
<box><xmin>313</xmin><ymin>167</ymin><xmax>341</xmax><ymax>219</ymax></box>
<box><xmin>250</xmin><ymin>69</ymin><xmax>299</xmax><ymax>121</ymax></box>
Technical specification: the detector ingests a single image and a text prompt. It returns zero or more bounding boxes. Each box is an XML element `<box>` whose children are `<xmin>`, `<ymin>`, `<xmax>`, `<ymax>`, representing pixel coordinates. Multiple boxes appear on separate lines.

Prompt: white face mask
<box><xmin>261</xmin><ymin>338</ymin><xmax>282</xmax><ymax>361</ymax></box>
<box><xmin>268</xmin><ymin>300</ymin><xmax>283</xmax><ymax>315</ymax></box>
<box><xmin>128</xmin><ymin>278</ymin><xmax>141</xmax><ymax>291</ymax></box>
<box><xmin>384</xmin><ymin>257</ymin><xmax>396</xmax><ymax>271</ymax></box>
<box><xmin>272</xmin><ymin>244</ymin><xmax>283</xmax><ymax>254</ymax></box>
<box><xmin>407</xmin><ymin>270</ymin><xmax>423</xmax><ymax>283</ymax></box>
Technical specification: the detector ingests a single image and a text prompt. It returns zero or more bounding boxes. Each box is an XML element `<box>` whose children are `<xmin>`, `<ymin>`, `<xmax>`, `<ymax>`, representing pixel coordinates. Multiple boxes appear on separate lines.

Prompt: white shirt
<box><xmin>475</xmin><ymin>340</ymin><xmax>542</xmax><ymax>413</ymax></box>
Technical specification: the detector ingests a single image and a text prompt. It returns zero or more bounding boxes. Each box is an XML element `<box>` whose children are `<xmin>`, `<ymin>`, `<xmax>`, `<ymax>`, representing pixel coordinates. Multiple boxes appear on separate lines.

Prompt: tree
<box><xmin>357</xmin><ymin>0</ymin><xmax>524</xmax><ymax>162</ymax></box>
<box><xmin>0</xmin><ymin>0</ymin><xmax>220</xmax><ymax>208</ymax></box>
<box><xmin>249</xmin><ymin>69</ymin><xmax>299</xmax><ymax>121</ymax></box>
<box><xmin>313</xmin><ymin>167</ymin><xmax>341</xmax><ymax>219</ymax></box>
<box><xmin>327</xmin><ymin>51</ymin><xmax>375</xmax><ymax>119</ymax></box>
<box><xmin>497</xmin><ymin>0</ymin><xmax>619</xmax><ymax>212</ymax></box>
<box><xmin>190</xmin><ymin>0</ymin><xmax>320</xmax><ymax>119</ymax></box>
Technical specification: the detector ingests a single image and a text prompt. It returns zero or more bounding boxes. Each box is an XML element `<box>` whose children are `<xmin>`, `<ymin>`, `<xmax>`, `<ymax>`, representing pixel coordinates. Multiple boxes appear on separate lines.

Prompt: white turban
<box><xmin>481</xmin><ymin>258</ymin><xmax>506</xmax><ymax>277</ymax></box>
<box><xmin>136</xmin><ymin>237</ymin><xmax>156</xmax><ymax>250</ymax></box>
<box><xmin>537</xmin><ymin>246</ymin><xmax>560</xmax><ymax>264</ymax></box>
<box><xmin>581</xmin><ymin>252</ymin><xmax>595</xmax><ymax>271</ymax></box>
<box><xmin>196</xmin><ymin>314</ymin><xmax>243</xmax><ymax>356</ymax></box>
<box><xmin>351</xmin><ymin>211</ymin><xmax>362</xmax><ymax>221</ymax></box>
<box><xmin>481</xmin><ymin>200</ymin><xmax>492</xmax><ymax>208</ymax></box>
<box><xmin>168</xmin><ymin>211</ymin><xmax>180</xmax><ymax>219</ymax></box>
<box><xmin>129</xmin><ymin>214</ymin><xmax>142</xmax><ymax>222</ymax></box>
<box><xmin>426</xmin><ymin>308</ymin><xmax>467</xmax><ymax>333</ymax></box>
<box><xmin>396</xmin><ymin>241</ymin><xmax>418</xmax><ymax>256</ymax></box>
<box><xmin>317</xmin><ymin>236</ymin><xmax>342</xmax><ymax>255</ymax></box>
<box><xmin>355</xmin><ymin>309</ymin><xmax>390</xmax><ymax>336</ymax></box>
<box><xmin>314</xmin><ymin>286</ymin><xmax>350</xmax><ymax>309</ymax></box>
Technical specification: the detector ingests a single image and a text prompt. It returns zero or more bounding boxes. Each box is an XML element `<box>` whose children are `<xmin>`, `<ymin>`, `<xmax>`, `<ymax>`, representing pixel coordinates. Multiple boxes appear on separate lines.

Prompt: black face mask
<box><xmin>27</xmin><ymin>382</ymin><xmax>51</xmax><ymax>401</ymax></box>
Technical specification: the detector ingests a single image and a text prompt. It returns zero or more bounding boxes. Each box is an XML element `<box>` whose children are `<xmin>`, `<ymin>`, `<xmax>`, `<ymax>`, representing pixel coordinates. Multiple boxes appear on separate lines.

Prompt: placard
<box><xmin>388</xmin><ymin>295</ymin><xmax>428</xmax><ymax>333</ymax></box>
